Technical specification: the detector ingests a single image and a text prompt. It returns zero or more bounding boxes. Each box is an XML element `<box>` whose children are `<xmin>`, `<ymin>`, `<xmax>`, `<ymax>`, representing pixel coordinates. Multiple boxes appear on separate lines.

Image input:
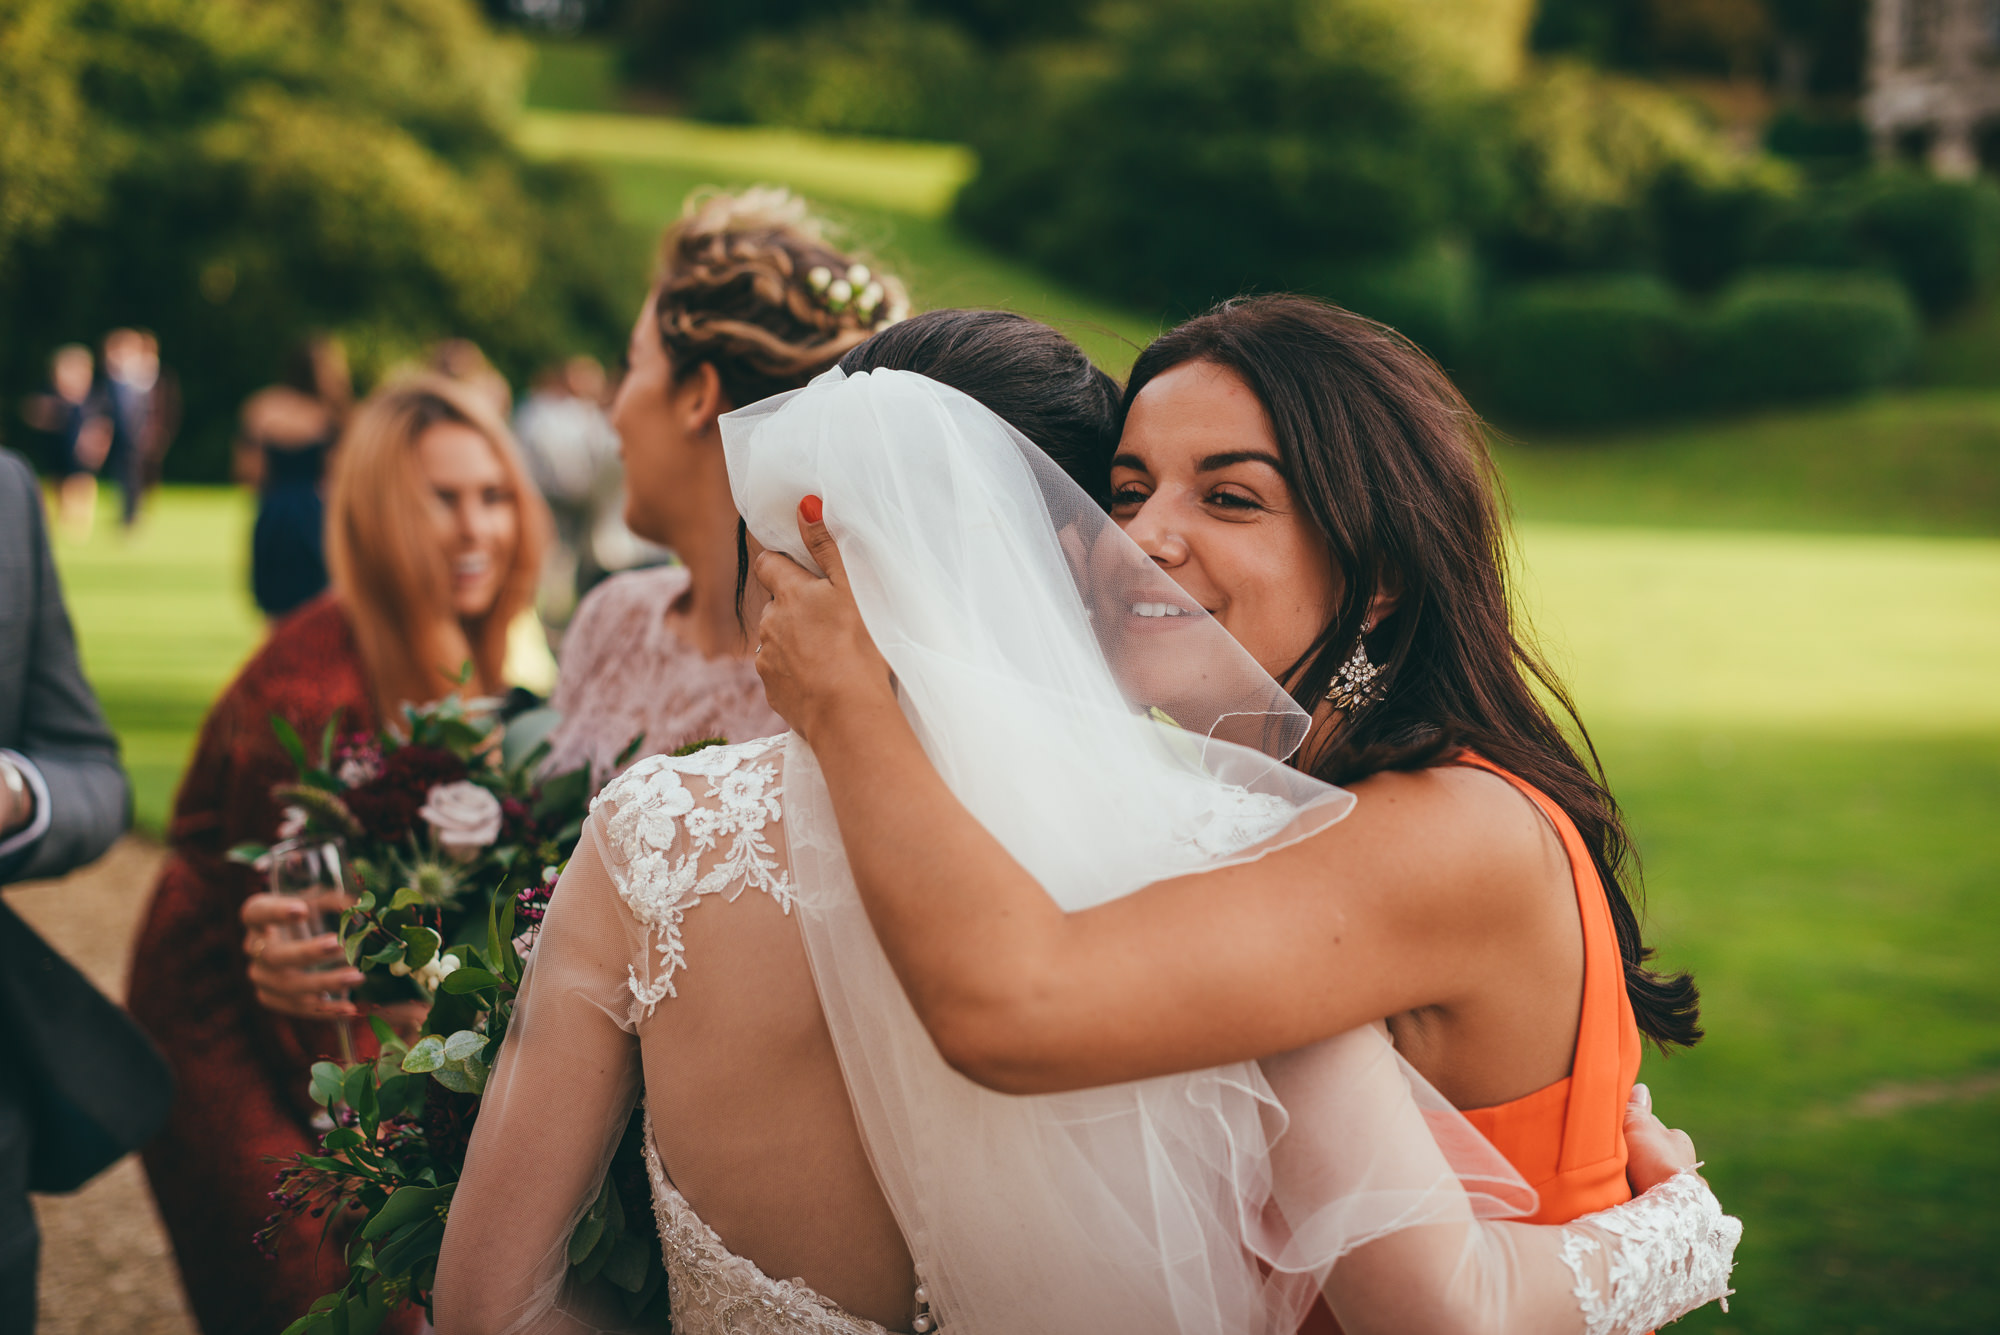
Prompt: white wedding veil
<box><xmin>724</xmin><ymin>368</ymin><xmax>1535</xmax><ymax>1335</ymax></box>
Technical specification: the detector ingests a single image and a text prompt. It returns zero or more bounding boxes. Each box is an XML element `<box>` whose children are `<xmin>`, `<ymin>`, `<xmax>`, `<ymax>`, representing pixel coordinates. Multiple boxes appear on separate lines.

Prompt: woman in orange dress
<box><xmin>129</xmin><ymin>376</ymin><xmax>548</xmax><ymax>1335</ymax></box>
<box><xmin>751</xmin><ymin>294</ymin><xmax>1710</xmax><ymax>1326</ymax></box>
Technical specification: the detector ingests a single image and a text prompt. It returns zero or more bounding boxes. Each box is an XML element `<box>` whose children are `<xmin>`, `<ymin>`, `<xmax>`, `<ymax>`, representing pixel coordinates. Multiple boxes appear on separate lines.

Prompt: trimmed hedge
<box><xmin>1472</xmin><ymin>269</ymin><xmax>1921</xmax><ymax>426</ymax></box>
<box><xmin>1701</xmin><ymin>271</ymin><xmax>1919</xmax><ymax>406</ymax></box>
<box><xmin>1475</xmin><ymin>275</ymin><xmax>1694</xmax><ymax>426</ymax></box>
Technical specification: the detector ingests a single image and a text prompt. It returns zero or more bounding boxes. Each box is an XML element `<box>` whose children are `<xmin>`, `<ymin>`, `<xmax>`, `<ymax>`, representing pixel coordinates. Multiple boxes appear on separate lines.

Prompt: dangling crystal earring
<box><xmin>1325</xmin><ymin>620</ymin><xmax>1385</xmax><ymax>711</ymax></box>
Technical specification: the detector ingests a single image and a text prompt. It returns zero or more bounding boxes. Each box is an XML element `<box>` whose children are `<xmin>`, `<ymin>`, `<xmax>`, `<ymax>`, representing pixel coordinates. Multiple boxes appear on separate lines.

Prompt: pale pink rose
<box><xmin>418</xmin><ymin>781</ymin><xmax>504</xmax><ymax>861</ymax></box>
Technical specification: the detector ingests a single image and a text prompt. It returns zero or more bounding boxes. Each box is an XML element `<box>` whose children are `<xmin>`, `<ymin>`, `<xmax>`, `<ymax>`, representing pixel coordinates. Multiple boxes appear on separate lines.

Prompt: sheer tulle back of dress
<box><xmin>723</xmin><ymin>370</ymin><xmax>1533</xmax><ymax>1334</ymax></box>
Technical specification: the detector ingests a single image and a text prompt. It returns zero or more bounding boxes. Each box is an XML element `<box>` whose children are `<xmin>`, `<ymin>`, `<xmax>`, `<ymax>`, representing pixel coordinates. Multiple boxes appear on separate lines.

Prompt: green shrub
<box><xmin>1846</xmin><ymin>174</ymin><xmax>2000</xmax><ymax>319</ymax></box>
<box><xmin>954</xmin><ymin>0</ymin><xmax>1507</xmax><ymax>318</ymax></box>
<box><xmin>1300</xmin><ymin>242</ymin><xmax>1480</xmax><ymax>364</ymax></box>
<box><xmin>1755</xmin><ymin>173</ymin><xmax>2000</xmax><ymax>321</ymax></box>
<box><xmin>692</xmin><ymin>3</ymin><xmax>987</xmax><ymax>140</ymax></box>
<box><xmin>1474</xmin><ymin>274</ymin><xmax>1695</xmax><ymax>425</ymax></box>
<box><xmin>1700</xmin><ymin>270</ymin><xmax>1919</xmax><ymax>405</ymax></box>
<box><xmin>0</xmin><ymin>0</ymin><xmax>640</xmax><ymax>482</ymax></box>
<box><xmin>1482</xmin><ymin>62</ymin><xmax>1795</xmax><ymax>287</ymax></box>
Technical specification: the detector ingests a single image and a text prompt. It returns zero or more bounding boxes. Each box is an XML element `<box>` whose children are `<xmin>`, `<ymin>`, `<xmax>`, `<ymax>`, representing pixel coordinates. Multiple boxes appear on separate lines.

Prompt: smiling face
<box><xmin>1111</xmin><ymin>360</ymin><xmax>1341</xmax><ymax>687</ymax></box>
<box><xmin>415</xmin><ymin>420</ymin><xmax>520</xmax><ymax>620</ymax></box>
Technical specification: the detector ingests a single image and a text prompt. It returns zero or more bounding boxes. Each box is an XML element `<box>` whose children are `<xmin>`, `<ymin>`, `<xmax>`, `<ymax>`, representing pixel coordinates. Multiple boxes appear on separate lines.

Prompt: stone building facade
<box><xmin>1866</xmin><ymin>0</ymin><xmax>2000</xmax><ymax>175</ymax></box>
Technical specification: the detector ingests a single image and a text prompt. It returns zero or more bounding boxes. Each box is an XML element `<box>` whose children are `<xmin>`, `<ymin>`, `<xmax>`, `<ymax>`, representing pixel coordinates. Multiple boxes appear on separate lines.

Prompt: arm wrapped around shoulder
<box><xmin>1557</xmin><ymin>1168</ymin><xmax>1740</xmax><ymax>1335</ymax></box>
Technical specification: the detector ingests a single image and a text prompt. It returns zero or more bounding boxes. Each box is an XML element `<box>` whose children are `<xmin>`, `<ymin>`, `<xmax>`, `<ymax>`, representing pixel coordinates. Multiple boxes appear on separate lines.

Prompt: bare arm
<box><xmin>752</xmin><ymin>508</ymin><xmax>1553</xmax><ymax>1095</ymax></box>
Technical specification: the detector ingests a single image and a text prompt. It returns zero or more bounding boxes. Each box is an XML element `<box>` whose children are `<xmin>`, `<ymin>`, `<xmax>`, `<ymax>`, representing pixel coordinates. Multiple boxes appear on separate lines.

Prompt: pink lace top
<box><xmin>541</xmin><ymin>566</ymin><xmax>785</xmax><ymax>786</ymax></box>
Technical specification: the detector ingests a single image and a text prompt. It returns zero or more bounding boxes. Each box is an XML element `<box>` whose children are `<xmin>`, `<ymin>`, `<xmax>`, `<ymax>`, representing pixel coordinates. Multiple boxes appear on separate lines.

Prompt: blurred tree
<box><xmin>692</xmin><ymin>1</ymin><xmax>988</xmax><ymax>139</ymax></box>
<box><xmin>0</xmin><ymin>0</ymin><xmax>639</xmax><ymax>481</ymax></box>
<box><xmin>1487</xmin><ymin>62</ymin><xmax>1795</xmax><ymax>283</ymax></box>
<box><xmin>1530</xmin><ymin>0</ymin><xmax>1864</xmax><ymax>97</ymax></box>
<box><xmin>955</xmin><ymin>0</ymin><xmax>1516</xmax><ymax>320</ymax></box>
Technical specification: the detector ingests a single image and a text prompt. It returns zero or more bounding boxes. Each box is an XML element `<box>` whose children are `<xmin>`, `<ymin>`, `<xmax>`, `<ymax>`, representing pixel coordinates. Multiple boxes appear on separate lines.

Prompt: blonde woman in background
<box><xmin>537</xmin><ymin>188</ymin><xmax>907</xmax><ymax>784</ymax></box>
<box><xmin>128</xmin><ymin>375</ymin><xmax>548</xmax><ymax>1335</ymax></box>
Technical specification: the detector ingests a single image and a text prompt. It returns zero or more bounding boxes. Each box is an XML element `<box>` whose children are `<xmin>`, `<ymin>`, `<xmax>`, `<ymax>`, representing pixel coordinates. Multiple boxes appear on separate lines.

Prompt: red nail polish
<box><xmin>800</xmin><ymin>495</ymin><xmax>823</xmax><ymax>524</ymax></box>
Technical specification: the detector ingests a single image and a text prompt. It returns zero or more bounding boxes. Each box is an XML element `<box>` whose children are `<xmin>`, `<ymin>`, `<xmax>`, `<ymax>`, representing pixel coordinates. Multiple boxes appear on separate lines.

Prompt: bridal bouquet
<box><xmin>233</xmin><ymin>694</ymin><xmax>672</xmax><ymax>1334</ymax></box>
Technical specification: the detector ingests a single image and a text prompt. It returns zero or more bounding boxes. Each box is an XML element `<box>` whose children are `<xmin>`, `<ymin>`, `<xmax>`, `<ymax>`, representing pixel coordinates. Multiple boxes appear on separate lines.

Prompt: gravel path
<box><xmin>9</xmin><ymin>837</ymin><xmax>198</xmax><ymax>1335</ymax></box>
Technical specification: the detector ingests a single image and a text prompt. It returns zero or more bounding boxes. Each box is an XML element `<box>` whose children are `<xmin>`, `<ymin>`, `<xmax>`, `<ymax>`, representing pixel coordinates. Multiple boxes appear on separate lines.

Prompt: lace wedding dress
<box><xmin>435</xmin><ymin>735</ymin><xmax>1736</xmax><ymax>1335</ymax></box>
<box><xmin>433</xmin><ymin>368</ymin><xmax>1739</xmax><ymax>1335</ymax></box>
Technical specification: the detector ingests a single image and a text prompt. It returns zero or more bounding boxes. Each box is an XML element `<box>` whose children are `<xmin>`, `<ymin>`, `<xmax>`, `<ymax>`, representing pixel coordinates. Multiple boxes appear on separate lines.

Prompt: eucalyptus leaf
<box><xmin>401</xmin><ymin>1035</ymin><xmax>447</xmax><ymax>1074</ymax></box>
<box><xmin>603</xmin><ymin>1232</ymin><xmax>651</xmax><ymax>1292</ymax></box>
<box><xmin>441</xmin><ymin>1030</ymin><xmax>486</xmax><ymax>1062</ymax></box>
<box><xmin>500</xmin><ymin>707</ymin><xmax>562</xmax><ymax>772</ymax></box>
<box><xmin>567</xmin><ymin>1180</ymin><xmax>613</xmax><ymax>1265</ymax></box>
<box><xmin>309</xmin><ymin>1061</ymin><xmax>345</xmax><ymax>1108</ymax></box>
<box><xmin>430</xmin><ymin>1063</ymin><xmax>482</xmax><ymax>1095</ymax></box>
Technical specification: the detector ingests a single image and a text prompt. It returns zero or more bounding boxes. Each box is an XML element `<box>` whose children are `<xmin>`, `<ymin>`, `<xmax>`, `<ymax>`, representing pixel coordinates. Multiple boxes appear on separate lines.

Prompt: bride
<box><xmin>433</xmin><ymin>312</ymin><xmax>1738</xmax><ymax>1335</ymax></box>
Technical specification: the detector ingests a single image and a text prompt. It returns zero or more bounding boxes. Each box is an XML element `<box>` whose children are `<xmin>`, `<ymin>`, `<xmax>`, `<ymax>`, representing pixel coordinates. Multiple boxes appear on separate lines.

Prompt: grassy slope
<box><xmin>51</xmin><ymin>69</ymin><xmax>1994</xmax><ymax>1329</ymax></box>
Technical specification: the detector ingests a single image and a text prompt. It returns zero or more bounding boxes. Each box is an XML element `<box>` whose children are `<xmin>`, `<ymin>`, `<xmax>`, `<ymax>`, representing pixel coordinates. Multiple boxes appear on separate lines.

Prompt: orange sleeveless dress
<box><xmin>1297</xmin><ymin>754</ymin><xmax>1642</xmax><ymax>1332</ymax></box>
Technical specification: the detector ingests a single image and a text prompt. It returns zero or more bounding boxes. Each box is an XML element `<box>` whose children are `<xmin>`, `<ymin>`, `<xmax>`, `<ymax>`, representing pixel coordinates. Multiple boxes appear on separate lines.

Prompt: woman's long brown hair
<box><xmin>325</xmin><ymin>374</ymin><xmax>549</xmax><ymax>720</ymax></box>
<box><xmin>1125</xmin><ymin>295</ymin><xmax>1701</xmax><ymax>1050</ymax></box>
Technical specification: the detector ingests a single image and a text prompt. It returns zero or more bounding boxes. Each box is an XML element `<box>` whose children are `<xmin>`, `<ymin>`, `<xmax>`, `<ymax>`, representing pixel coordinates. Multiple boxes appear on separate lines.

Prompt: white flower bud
<box><xmin>846</xmin><ymin>264</ymin><xmax>870</xmax><ymax>287</ymax></box>
<box><xmin>807</xmin><ymin>266</ymin><xmax>833</xmax><ymax>293</ymax></box>
<box><xmin>827</xmin><ymin>278</ymin><xmax>854</xmax><ymax>307</ymax></box>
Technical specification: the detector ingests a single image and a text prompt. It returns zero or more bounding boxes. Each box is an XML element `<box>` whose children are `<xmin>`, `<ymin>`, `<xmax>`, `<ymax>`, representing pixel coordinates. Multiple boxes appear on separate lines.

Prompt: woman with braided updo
<box><xmin>540</xmin><ymin>189</ymin><xmax>908</xmax><ymax>784</ymax></box>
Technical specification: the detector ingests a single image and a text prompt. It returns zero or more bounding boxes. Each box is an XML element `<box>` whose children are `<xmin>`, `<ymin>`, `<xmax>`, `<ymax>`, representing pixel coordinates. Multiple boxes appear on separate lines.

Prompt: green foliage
<box><xmin>1701</xmin><ymin>270</ymin><xmax>1919</xmax><ymax>406</ymax></box>
<box><xmin>1485</xmin><ymin>62</ymin><xmax>1796</xmax><ymax>287</ymax></box>
<box><xmin>1755</xmin><ymin>174</ymin><xmax>2000</xmax><ymax>321</ymax></box>
<box><xmin>954</xmin><ymin>0</ymin><xmax>1505</xmax><ymax>318</ymax></box>
<box><xmin>0</xmin><ymin>0</ymin><xmax>641</xmax><ymax>482</ymax></box>
<box><xmin>691</xmin><ymin>2</ymin><xmax>988</xmax><ymax>140</ymax></box>
<box><xmin>1475</xmin><ymin>274</ymin><xmax>1696</xmax><ymax>425</ymax></box>
<box><xmin>1476</xmin><ymin>268</ymin><xmax>1923</xmax><ymax>426</ymax></box>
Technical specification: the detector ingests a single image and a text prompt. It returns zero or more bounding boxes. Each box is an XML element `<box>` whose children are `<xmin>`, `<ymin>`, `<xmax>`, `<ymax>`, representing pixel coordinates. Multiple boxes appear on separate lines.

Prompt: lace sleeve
<box><xmin>1556</xmin><ymin>1168</ymin><xmax>1741</xmax><ymax>1335</ymax></box>
<box><xmin>586</xmin><ymin>735</ymin><xmax>794</xmax><ymax>1024</ymax></box>
<box><xmin>1264</xmin><ymin>1029</ymin><xmax>1740</xmax><ymax>1335</ymax></box>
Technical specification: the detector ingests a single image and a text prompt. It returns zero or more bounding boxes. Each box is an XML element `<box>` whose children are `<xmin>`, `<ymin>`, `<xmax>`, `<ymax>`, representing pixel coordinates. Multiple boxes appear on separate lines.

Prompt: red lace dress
<box><xmin>127</xmin><ymin>594</ymin><xmax>416</xmax><ymax>1335</ymax></box>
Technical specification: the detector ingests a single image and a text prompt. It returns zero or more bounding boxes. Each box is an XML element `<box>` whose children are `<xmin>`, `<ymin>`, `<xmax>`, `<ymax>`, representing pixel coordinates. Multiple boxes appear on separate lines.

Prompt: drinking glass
<box><xmin>266</xmin><ymin>835</ymin><xmax>358</xmax><ymax>1060</ymax></box>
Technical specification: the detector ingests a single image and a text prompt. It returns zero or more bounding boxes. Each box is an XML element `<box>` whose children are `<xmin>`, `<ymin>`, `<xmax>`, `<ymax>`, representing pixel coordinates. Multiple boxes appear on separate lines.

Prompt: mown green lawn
<box><xmin>48</xmin><ymin>87</ymin><xmax>1996</xmax><ymax>1335</ymax></box>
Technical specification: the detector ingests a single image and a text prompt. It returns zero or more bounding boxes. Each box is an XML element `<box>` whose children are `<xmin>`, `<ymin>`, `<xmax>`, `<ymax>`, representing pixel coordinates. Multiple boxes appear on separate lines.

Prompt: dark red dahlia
<box><xmin>342</xmin><ymin>745</ymin><xmax>468</xmax><ymax>841</ymax></box>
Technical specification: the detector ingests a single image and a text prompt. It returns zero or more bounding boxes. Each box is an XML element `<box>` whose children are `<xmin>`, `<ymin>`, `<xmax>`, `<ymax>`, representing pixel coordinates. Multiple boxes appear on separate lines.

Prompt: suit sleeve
<box><xmin>0</xmin><ymin>451</ymin><xmax>129</xmax><ymax>883</ymax></box>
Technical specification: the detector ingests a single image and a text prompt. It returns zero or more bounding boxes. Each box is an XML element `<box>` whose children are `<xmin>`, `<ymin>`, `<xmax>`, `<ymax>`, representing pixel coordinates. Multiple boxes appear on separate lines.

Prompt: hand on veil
<box><xmin>753</xmin><ymin>495</ymin><xmax>895</xmax><ymax>741</ymax></box>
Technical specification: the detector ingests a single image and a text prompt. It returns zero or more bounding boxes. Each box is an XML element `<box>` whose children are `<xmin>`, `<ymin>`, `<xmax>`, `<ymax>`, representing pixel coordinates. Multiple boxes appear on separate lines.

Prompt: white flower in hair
<box><xmin>827</xmin><ymin>278</ymin><xmax>854</xmax><ymax>309</ymax></box>
<box><xmin>846</xmin><ymin>264</ymin><xmax>870</xmax><ymax>287</ymax></box>
<box><xmin>807</xmin><ymin>266</ymin><xmax>833</xmax><ymax>293</ymax></box>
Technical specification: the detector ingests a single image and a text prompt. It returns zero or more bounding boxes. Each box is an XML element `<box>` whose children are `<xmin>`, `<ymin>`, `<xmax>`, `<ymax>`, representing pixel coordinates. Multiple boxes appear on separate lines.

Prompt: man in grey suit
<box><xmin>1</xmin><ymin>445</ymin><xmax>168</xmax><ymax>1329</ymax></box>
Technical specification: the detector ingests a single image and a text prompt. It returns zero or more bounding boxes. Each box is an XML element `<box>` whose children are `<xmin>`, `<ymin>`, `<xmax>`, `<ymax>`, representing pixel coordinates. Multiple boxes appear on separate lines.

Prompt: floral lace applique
<box><xmin>1560</xmin><ymin>1167</ymin><xmax>1742</xmax><ymax>1335</ymax></box>
<box><xmin>590</xmin><ymin>734</ymin><xmax>793</xmax><ymax>1018</ymax></box>
<box><xmin>640</xmin><ymin>1111</ymin><xmax>897</xmax><ymax>1335</ymax></box>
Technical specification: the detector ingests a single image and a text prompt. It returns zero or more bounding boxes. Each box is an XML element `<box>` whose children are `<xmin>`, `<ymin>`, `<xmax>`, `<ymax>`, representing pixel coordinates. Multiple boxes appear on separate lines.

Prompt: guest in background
<box><xmin>135</xmin><ymin>331</ymin><xmax>181</xmax><ymax>502</ymax></box>
<box><xmin>19</xmin><ymin>344</ymin><xmax>111</xmax><ymax>539</ymax></box>
<box><xmin>128</xmin><ymin>375</ymin><xmax>548</xmax><ymax>1335</ymax></box>
<box><xmin>0</xmin><ymin>447</ymin><xmax>164</xmax><ymax>1333</ymax></box>
<box><xmin>539</xmin><ymin>188</ymin><xmax>906</xmax><ymax>783</ymax></box>
<box><xmin>235</xmin><ymin>336</ymin><xmax>351</xmax><ymax>619</ymax></box>
<box><xmin>96</xmin><ymin>328</ymin><xmax>168</xmax><ymax>531</ymax></box>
